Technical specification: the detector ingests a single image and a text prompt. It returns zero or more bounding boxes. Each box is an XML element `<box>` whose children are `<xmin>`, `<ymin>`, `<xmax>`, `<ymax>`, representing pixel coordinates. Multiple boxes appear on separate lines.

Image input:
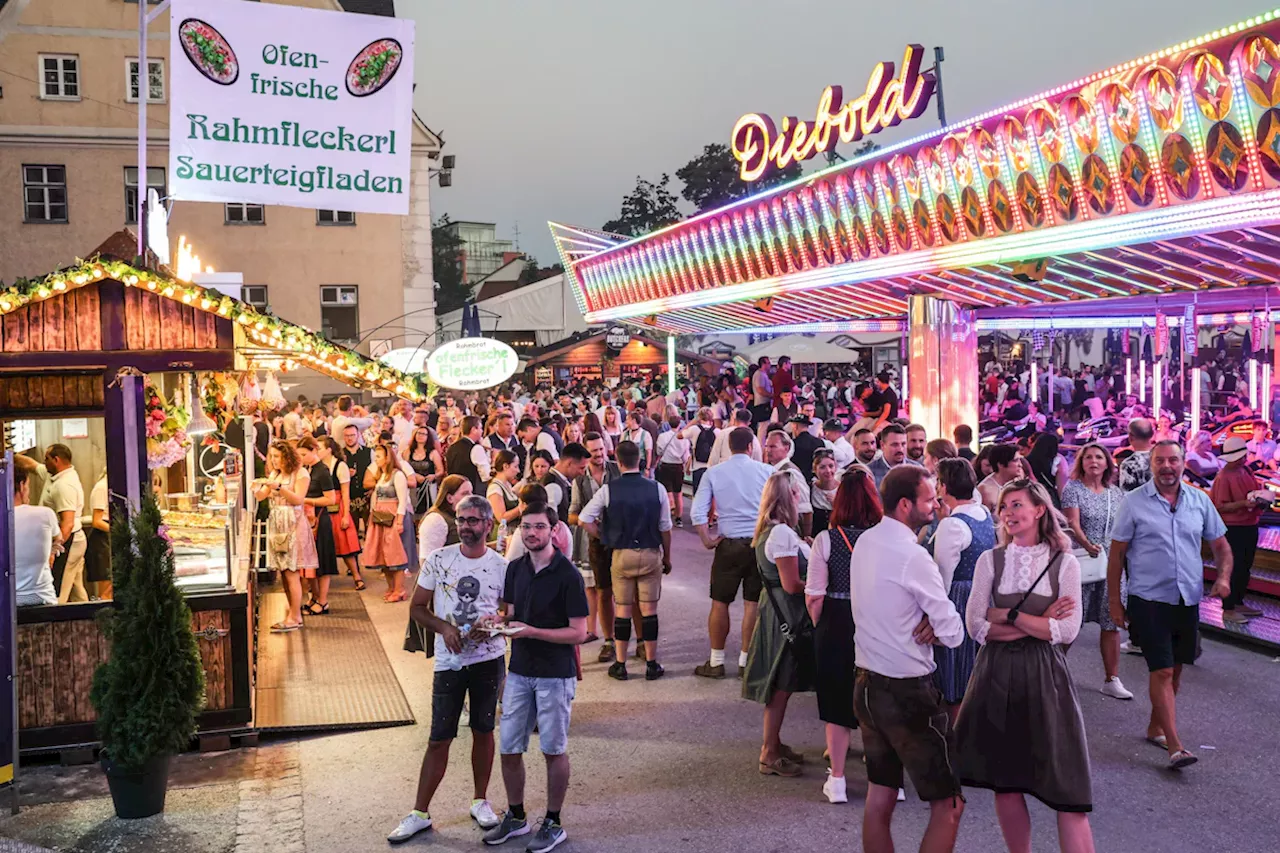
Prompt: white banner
<box><xmin>169</xmin><ymin>0</ymin><xmax>415</xmax><ymax>214</ymax></box>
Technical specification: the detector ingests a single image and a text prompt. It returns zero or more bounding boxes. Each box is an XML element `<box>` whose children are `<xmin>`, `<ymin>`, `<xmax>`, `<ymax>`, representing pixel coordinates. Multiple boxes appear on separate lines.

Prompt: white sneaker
<box><xmin>897</xmin><ymin>788</ymin><xmax>907</xmax><ymax>802</ymax></box>
<box><xmin>1100</xmin><ymin>677</ymin><xmax>1134</xmax><ymax>700</ymax></box>
<box><xmin>470</xmin><ymin>799</ymin><xmax>501</xmax><ymax>829</ymax></box>
<box><xmin>1120</xmin><ymin>640</ymin><xmax>1143</xmax><ymax>655</ymax></box>
<box><xmin>822</xmin><ymin>771</ymin><xmax>848</xmax><ymax>804</ymax></box>
<box><xmin>387</xmin><ymin>811</ymin><xmax>432</xmax><ymax>843</ymax></box>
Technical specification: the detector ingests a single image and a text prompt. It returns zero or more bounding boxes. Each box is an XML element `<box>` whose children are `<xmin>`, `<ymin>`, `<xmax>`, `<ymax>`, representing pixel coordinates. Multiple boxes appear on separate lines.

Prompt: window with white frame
<box><xmin>124</xmin><ymin>167</ymin><xmax>166</xmax><ymax>224</ymax></box>
<box><xmin>126</xmin><ymin>58</ymin><xmax>165</xmax><ymax>103</ymax></box>
<box><xmin>243</xmin><ymin>285</ymin><xmax>269</xmax><ymax>309</ymax></box>
<box><xmin>317</xmin><ymin>210</ymin><xmax>355</xmax><ymax>226</ymax></box>
<box><xmin>320</xmin><ymin>286</ymin><xmax>359</xmax><ymax>341</ymax></box>
<box><xmin>224</xmin><ymin>203</ymin><xmax>265</xmax><ymax>224</ymax></box>
<box><xmin>23</xmin><ymin>165</ymin><xmax>68</xmax><ymax>223</ymax></box>
<box><xmin>39</xmin><ymin>54</ymin><xmax>80</xmax><ymax>99</ymax></box>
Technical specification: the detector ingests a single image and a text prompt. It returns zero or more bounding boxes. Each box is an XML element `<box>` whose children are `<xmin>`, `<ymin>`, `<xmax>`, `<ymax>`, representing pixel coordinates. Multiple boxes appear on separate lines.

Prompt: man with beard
<box><xmin>763</xmin><ymin>429</ymin><xmax>812</xmax><ymax>538</ymax></box>
<box><xmin>483</xmin><ymin>503</ymin><xmax>589</xmax><ymax>852</ymax></box>
<box><xmin>867</xmin><ymin>424</ymin><xmax>910</xmax><ymax>489</ymax></box>
<box><xmin>905</xmin><ymin>424</ymin><xmax>928</xmax><ymax>465</ymax></box>
<box><xmin>850</xmin><ymin>466</ymin><xmax>966</xmax><ymax>853</ymax></box>
<box><xmin>390</xmin><ymin>496</ymin><xmax>508</xmax><ymax>842</ymax></box>
<box><xmin>852</xmin><ymin>428</ymin><xmax>879</xmax><ymax>467</ymax></box>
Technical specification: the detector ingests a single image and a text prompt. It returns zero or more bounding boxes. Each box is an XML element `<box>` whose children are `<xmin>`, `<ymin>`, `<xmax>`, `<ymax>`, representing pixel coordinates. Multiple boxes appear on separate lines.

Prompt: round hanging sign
<box><xmin>426</xmin><ymin>338</ymin><xmax>519</xmax><ymax>391</ymax></box>
<box><xmin>605</xmin><ymin>326</ymin><xmax>630</xmax><ymax>352</ymax></box>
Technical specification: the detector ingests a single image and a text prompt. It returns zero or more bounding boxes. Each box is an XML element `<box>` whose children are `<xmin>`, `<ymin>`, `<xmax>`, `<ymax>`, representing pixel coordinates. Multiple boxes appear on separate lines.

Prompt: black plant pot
<box><xmin>102</xmin><ymin>754</ymin><xmax>171</xmax><ymax>819</ymax></box>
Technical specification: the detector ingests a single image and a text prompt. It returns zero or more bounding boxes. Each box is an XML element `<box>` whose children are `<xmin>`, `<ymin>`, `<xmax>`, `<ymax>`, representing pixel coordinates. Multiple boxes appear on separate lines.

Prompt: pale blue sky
<box><xmin>404</xmin><ymin>0</ymin><xmax>1271</xmax><ymax>268</ymax></box>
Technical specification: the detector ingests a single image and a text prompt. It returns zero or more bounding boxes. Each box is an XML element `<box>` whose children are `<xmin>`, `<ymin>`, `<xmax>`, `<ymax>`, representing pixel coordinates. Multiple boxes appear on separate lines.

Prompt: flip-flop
<box><xmin>1146</xmin><ymin>735</ymin><xmax>1168</xmax><ymax>750</ymax></box>
<box><xmin>354</xmin><ymin>580</ymin><xmax>366</xmax><ymax>591</ymax></box>
<box><xmin>1169</xmin><ymin>750</ymin><xmax>1198</xmax><ymax>770</ymax></box>
<box><xmin>270</xmin><ymin>621</ymin><xmax>302</xmax><ymax>633</ymax></box>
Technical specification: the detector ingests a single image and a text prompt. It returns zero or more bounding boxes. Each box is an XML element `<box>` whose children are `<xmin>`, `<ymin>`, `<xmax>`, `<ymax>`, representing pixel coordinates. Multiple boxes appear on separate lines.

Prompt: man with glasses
<box><xmin>484</xmin><ymin>503</ymin><xmax>589</xmax><ymax>852</ymax></box>
<box><xmin>578</xmin><ymin>440</ymin><xmax>673</xmax><ymax>682</ymax></box>
<box><xmin>390</xmin><ymin>496</ymin><xmax>508</xmax><ymax>843</ymax></box>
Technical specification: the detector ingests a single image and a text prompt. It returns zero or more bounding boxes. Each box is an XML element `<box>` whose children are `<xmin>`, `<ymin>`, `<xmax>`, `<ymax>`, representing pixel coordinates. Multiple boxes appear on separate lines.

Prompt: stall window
<box><xmin>23</xmin><ymin>165</ymin><xmax>68</xmax><ymax>223</ymax></box>
<box><xmin>225</xmin><ymin>203</ymin><xmax>265</xmax><ymax>225</ymax></box>
<box><xmin>320</xmin><ymin>285</ymin><xmax>359</xmax><ymax>342</ymax></box>
<box><xmin>125</xmin><ymin>57</ymin><xmax>165</xmax><ymax>103</ymax></box>
<box><xmin>317</xmin><ymin>210</ymin><xmax>355</xmax><ymax>225</ymax></box>
<box><xmin>124</xmin><ymin>167</ymin><xmax>166</xmax><ymax>224</ymax></box>
<box><xmin>243</xmin><ymin>285</ymin><xmax>269</xmax><ymax>309</ymax></box>
<box><xmin>38</xmin><ymin>54</ymin><xmax>79</xmax><ymax>100</ymax></box>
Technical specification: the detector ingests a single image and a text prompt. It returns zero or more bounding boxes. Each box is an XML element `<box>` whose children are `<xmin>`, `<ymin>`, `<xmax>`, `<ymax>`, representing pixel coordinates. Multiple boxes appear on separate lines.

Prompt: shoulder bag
<box><xmin>1071</xmin><ymin>488</ymin><xmax>1111</xmax><ymax>584</ymax></box>
<box><xmin>757</xmin><ymin>528</ymin><xmax>816</xmax><ymax>680</ymax></box>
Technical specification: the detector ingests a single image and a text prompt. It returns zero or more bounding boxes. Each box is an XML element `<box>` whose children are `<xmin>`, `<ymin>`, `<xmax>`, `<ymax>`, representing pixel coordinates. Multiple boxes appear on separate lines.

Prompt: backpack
<box><xmin>694</xmin><ymin>426</ymin><xmax>716</xmax><ymax>464</ymax></box>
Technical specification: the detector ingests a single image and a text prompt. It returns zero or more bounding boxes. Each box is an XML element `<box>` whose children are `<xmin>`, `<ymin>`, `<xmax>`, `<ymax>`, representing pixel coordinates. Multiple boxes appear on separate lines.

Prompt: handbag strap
<box><xmin>835</xmin><ymin>525</ymin><xmax>856</xmax><ymax>553</ymax></box>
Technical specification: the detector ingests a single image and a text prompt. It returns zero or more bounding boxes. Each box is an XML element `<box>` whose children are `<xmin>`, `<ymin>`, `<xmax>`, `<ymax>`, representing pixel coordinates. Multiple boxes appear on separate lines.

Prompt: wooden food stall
<box><xmin>0</xmin><ymin>231</ymin><xmax>426</xmax><ymax>754</ymax></box>
<box><xmin>523</xmin><ymin>329</ymin><xmax>721</xmax><ymax>384</ymax></box>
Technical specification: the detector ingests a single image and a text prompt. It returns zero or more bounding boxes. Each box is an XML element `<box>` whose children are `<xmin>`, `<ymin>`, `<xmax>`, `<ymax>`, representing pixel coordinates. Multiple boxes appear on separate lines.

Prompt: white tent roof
<box><xmin>438</xmin><ymin>274</ymin><xmax>588</xmax><ymax>343</ymax></box>
<box><xmin>741</xmin><ymin>334</ymin><xmax>861</xmax><ymax>364</ymax></box>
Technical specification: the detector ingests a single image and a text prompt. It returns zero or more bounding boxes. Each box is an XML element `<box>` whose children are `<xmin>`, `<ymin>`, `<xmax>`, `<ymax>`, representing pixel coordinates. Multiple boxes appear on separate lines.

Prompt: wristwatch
<box><xmin>1005</xmin><ymin>607</ymin><xmax>1021</xmax><ymax>625</ymax></box>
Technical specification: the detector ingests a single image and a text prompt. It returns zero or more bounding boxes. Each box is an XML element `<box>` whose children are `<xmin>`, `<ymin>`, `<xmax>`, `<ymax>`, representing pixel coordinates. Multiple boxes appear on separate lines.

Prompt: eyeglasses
<box><xmin>457</xmin><ymin>516</ymin><xmax>488</xmax><ymax>526</ymax></box>
<box><xmin>520</xmin><ymin>523</ymin><xmax>551</xmax><ymax>532</ymax></box>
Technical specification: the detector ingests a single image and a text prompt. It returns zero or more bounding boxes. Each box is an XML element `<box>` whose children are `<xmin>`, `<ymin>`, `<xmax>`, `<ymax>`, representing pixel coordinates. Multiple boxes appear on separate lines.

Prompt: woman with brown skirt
<box><xmin>955</xmin><ymin>479</ymin><xmax>1095</xmax><ymax>853</ymax></box>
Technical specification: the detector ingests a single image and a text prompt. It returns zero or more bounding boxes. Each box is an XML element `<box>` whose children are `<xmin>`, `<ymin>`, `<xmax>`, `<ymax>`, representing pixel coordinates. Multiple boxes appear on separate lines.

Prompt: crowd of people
<box><xmin>237</xmin><ymin>355</ymin><xmax>1254</xmax><ymax>853</ymax></box>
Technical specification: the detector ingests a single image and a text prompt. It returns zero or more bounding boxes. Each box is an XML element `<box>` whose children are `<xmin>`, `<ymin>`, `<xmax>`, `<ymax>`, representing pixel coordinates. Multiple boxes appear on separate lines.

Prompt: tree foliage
<box><xmin>433</xmin><ymin>214</ymin><xmax>472</xmax><ymax>316</ymax></box>
<box><xmin>91</xmin><ymin>491</ymin><xmax>205</xmax><ymax>772</ymax></box>
<box><xmin>602</xmin><ymin>173</ymin><xmax>683</xmax><ymax>237</ymax></box>
<box><xmin>676</xmin><ymin>143</ymin><xmax>803</xmax><ymax>213</ymax></box>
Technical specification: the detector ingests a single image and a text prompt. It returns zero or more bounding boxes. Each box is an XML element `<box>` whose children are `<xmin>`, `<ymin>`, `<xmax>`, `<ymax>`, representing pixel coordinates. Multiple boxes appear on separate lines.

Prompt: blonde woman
<box><xmin>255</xmin><ymin>440</ymin><xmax>316</xmax><ymax>632</ymax></box>
<box><xmin>362</xmin><ymin>443</ymin><xmax>410</xmax><ymax>602</ymax></box>
<box><xmin>955</xmin><ymin>479</ymin><xmax>1094</xmax><ymax>852</ymax></box>
<box><xmin>743</xmin><ymin>471</ymin><xmax>814</xmax><ymax>778</ymax></box>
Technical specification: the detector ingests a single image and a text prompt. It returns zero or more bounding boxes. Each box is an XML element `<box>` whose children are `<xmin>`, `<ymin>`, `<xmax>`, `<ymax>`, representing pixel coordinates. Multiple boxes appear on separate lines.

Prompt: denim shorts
<box><xmin>498</xmin><ymin>673</ymin><xmax>576</xmax><ymax>756</ymax></box>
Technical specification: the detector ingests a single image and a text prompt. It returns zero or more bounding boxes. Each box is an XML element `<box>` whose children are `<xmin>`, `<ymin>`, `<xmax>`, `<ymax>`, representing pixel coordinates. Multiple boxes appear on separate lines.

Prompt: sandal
<box><xmin>758</xmin><ymin>756</ymin><xmax>802</xmax><ymax>777</ymax></box>
<box><xmin>354</xmin><ymin>580</ymin><xmax>367</xmax><ymax>591</ymax></box>
<box><xmin>306</xmin><ymin>603</ymin><xmax>330</xmax><ymax>616</ymax></box>
<box><xmin>270</xmin><ymin>621</ymin><xmax>302</xmax><ymax>633</ymax></box>
<box><xmin>1146</xmin><ymin>735</ymin><xmax>1168</xmax><ymax>751</ymax></box>
<box><xmin>779</xmin><ymin>744</ymin><xmax>805</xmax><ymax>764</ymax></box>
<box><xmin>1168</xmin><ymin>749</ymin><xmax>1198</xmax><ymax>770</ymax></box>
<box><xmin>581</xmin><ymin>632</ymin><xmax>599</xmax><ymax>645</ymax></box>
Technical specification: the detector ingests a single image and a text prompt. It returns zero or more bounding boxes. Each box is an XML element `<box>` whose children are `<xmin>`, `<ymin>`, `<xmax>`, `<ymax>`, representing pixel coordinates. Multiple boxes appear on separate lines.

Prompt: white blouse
<box><xmin>966</xmin><ymin>541</ymin><xmax>1082</xmax><ymax>647</ymax></box>
<box><xmin>764</xmin><ymin>523</ymin><xmax>811</xmax><ymax>564</ymax></box>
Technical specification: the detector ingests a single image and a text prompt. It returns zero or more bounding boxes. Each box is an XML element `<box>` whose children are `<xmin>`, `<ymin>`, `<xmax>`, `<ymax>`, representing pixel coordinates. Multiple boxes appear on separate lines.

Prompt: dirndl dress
<box><xmin>266</xmin><ymin>480</ymin><xmax>318</xmax><ymax>574</ymax></box>
<box><xmin>954</xmin><ymin>547</ymin><xmax>1093</xmax><ymax>812</ymax></box>
<box><xmin>327</xmin><ymin>459</ymin><xmax>362</xmax><ymax>558</ymax></box>
<box><xmin>362</xmin><ymin>478</ymin><xmax>408</xmax><ymax>571</ymax></box>
<box><xmin>742</xmin><ymin>524</ymin><xmax>815</xmax><ymax>705</ymax></box>
<box><xmin>932</xmin><ymin>509</ymin><xmax>995</xmax><ymax>704</ymax></box>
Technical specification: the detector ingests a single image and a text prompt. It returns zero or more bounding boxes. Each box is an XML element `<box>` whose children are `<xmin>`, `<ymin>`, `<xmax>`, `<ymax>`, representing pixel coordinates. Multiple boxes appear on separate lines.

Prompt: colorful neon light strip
<box><xmin>976</xmin><ymin>310</ymin><xmax>1280</xmax><ymax>330</ymax></box>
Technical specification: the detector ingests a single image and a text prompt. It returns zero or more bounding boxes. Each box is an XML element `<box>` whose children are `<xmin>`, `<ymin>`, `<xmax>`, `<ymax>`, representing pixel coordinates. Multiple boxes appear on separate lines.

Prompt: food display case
<box><xmin>163</xmin><ymin>506</ymin><xmax>235</xmax><ymax>591</ymax></box>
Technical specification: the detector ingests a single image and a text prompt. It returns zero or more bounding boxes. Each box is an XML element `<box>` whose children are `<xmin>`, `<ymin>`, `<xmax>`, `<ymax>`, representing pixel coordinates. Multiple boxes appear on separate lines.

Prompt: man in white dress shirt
<box><xmin>850</xmin><ymin>465</ymin><xmax>966</xmax><ymax>853</ymax></box>
<box><xmin>707</xmin><ymin>408</ymin><xmax>763</xmax><ymax>467</ymax></box>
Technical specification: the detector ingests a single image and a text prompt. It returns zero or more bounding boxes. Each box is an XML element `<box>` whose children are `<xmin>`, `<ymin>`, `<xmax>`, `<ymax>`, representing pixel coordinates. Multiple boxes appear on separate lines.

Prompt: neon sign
<box><xmin>730</xmin><ymin>44</ymin><xmax>936</xmax><ymax>182</ymax></box>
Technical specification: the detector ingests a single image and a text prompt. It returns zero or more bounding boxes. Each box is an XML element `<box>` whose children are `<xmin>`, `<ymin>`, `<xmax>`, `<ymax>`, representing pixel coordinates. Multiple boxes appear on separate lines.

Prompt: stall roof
<box><xmin>742</xmin><ymin>335</ymin><xmax>861</xmax><ymax>364</ymax></box>
<box><xmin>0</xmin><ymin>230</ymin><xmax>428</xmax><ymax>400</ymax></box>
<box><xmin>523</xmin><ymin>329</ymin><xmax>721</xmax><ymax>367</ymax></box>
<box><xmin>551</xmin><ymin>11</ymin><xmax>1280</xmax><ymax>335</ymax></box>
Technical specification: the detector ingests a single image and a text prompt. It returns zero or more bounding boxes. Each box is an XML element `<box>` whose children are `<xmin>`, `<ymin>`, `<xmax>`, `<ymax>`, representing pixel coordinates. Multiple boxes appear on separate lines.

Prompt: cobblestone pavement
<box><xmin>3</xmin><ymin>526</ymin><xmax>1279</xmax><ymax>853</ymax></box>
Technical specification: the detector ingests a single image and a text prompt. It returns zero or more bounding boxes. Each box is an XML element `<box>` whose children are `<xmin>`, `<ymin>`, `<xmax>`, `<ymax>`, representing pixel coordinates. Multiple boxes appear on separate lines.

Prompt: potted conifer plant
<box><xmin>91</xmin><ymin>490</ymin><xmax>205</xmax><ymax>818</ymax></box>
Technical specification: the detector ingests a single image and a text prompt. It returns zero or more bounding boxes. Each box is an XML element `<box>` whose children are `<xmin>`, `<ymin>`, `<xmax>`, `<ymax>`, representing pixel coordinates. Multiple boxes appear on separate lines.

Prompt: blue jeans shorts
<box><xmin>498</xmin><ymin>673</ymin><xmax>576</xmax><ymax>756</ymax></box>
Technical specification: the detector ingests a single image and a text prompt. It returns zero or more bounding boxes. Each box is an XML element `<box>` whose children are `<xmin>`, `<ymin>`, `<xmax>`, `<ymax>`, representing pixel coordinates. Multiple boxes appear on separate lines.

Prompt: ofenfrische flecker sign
<box><xmin>169</xmin><ymin>0</ymin><xmax>415</xmax><ymax>214</ymax></box>
<box><xmin>427</xmin><ymin>339</ymin><xmax>520</xmax><ymax>391</ymax></box>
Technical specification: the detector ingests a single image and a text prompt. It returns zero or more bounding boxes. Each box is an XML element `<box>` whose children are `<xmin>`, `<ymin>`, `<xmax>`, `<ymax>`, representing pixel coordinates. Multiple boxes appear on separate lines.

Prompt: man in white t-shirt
<box><xmin>14</xmin><ymin>459</ymin><xmax>60</xmax><ymax>607</ymax></box>
<box><xmin>391</xmin><ymin>495</ymin><xmax>507</xmax><ymax>842</ymax></box>
<box><xmin>708</xmin><ymin>408</ymin><xmax>763</xmax><ymax>467</ymax></box>
<box><xmin>41</xmin><ymin>444</ymin><xmax>86</xmax><ymax>603</ymax></box>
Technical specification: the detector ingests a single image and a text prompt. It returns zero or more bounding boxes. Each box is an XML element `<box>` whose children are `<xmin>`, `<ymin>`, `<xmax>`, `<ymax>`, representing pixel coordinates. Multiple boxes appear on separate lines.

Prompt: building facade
<box><xmin>441</xmin><ymin>220</ymin><xmax>515</xmax><ymax>284</ymax></box>
<box><xmin>0</xmin><ymin>0</ymin><xmax>441</xmax><ymax>399</ymax></box>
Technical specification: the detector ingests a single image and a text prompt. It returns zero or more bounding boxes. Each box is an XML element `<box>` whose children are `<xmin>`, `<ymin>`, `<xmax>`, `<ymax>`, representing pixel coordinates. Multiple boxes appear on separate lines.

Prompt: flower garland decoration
<box><xmin>0</xmin><ymin>257</ymin><xmax>427</xmax><ymax>401</ymax></box>
<box><xmin>200</xmin><ymin>371</ymin><xmax>241</xmax><ymax>432</ymax></box>
<box><xmin>146</xmin><ymin>378</ymin><xmax>192</xmax><ymax>469</ymax></box>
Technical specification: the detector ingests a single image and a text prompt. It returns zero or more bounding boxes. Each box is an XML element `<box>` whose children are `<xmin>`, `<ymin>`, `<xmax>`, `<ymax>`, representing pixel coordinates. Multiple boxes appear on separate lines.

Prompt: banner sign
<box><xmin>605</xmin><ymin>326</ymin><xmax>630</xmax><ymax>352</ymax></box>
<box><xmin>0</xmin><ymin>453</ymin><xmax>15</xmax><ymax>790</ymax></box>
<box><xmin>1154</xmin><ymin>312</ymin><xmax>1168</xmax><ymax>357</ymax></box>
<box><xmin>169</xmin><ymin>0</ymin><xmax>415</xmax><ymax>214</ymax></box>
<box><xmin>427</xmin><ymin>339</ymin><xmax>519</xmax><ymax>391</ymax></box>
<box><xmin>1183</xmin><ymin>305</ymin><xmax>1197</xmax><ymax>356</ymax></box>
<box><xmin>1121</xmin><ymin>329</ymin><xmax>1130</xmax><ymax>355</ymax></box>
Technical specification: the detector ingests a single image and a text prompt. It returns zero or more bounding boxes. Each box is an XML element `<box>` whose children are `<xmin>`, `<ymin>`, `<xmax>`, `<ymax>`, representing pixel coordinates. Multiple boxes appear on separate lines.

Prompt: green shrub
<box><xmin>91</xmin><ymin>490</ymin><xmax>205</xmax><ymax>771</ymax></box>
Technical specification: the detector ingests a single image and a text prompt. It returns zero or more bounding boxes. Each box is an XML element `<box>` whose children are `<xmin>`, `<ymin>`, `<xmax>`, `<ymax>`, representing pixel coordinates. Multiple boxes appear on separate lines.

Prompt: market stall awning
<box><xmin>0</xmin><ymin>230</ymin><xmax>428</xmax><ymax>400</ymax></box>
<box><xmin>551</xmin><ymin>11</ymin><xmax>1280</xmax><ymax>334</ymax></box>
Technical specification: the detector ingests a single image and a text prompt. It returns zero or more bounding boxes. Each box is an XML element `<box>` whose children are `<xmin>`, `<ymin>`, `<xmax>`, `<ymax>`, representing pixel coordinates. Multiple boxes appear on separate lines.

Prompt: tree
<box><xmin>675</xmin><ymin>143</ymin><xmax>802</xmax><ymax>213</ymax></box>
<box><xmin>432</xmin><ymin>214</ymin><xmax>471</xmax><ymax>316</ymax></box>
<box><xmin>602</xmin><ymin>173</ymin><xmax>683</xmax><ymax>237</ymax></box>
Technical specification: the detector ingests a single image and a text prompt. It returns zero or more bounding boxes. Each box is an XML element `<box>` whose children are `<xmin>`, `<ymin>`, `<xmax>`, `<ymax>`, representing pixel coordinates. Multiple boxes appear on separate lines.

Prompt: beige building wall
<box><xmin>0</xmin><ymin>0</ymin><xmax>440</xmax><ymax>400</ymax></box>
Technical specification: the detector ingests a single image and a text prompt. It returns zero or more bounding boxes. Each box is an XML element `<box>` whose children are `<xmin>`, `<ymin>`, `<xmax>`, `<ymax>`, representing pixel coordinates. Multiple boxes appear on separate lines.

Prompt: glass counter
<box><xmin>163</xmin><ymin>506</ymin><xmax>234</xmax><ymax>592</ymax></box>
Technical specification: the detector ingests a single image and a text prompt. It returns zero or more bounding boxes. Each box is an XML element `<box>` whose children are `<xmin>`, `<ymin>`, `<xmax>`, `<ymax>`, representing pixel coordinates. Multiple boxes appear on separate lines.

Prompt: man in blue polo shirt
<box><xmin>1107</xmin><ymin>440</ymin><xmax>1233</xmax><ymax>772</ymax></box>
<box><xmin>483</xmin><ymin>503</ymin><xmax>588</xmax><ymax>853</ymax></box>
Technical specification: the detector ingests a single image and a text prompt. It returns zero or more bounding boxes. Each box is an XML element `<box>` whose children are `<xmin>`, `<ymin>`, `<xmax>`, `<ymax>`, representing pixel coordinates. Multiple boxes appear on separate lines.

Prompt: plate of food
<box><xmin>178</xmin><ymin>18</ymin><xmax>238</xmax><ymax>85</ymax></box>
<box><xmin>346</xmin><ymin>38</ymin><xmax>403</xmax><ymax>97</ymax></box>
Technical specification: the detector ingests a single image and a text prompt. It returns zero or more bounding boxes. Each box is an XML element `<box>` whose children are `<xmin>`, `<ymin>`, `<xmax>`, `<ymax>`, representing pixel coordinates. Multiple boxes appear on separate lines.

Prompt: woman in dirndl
<box><xmin>362</xmin><ymin>443</ymin><xmax>410</xmax><ymax>602</ymax></box>
<box><xmin>743</xmin><ymin>471</ymin><xmax>814</xmax><ymax>779</ymax></box>
<box><xmin>805</xmin><ymin>466</ymin><xmax>880</xmax><ymax>804</ymax></box>
<box><xmin>255</xmin><ymin>440</ymin><xmax>317</xmax><ymax>632</ymax></box>
<box><xmin>955</xmin><ymin>479</ymin><xmax>1094</xmax><ymax>852</ymax></box>
<box><xmin>318</xmin><ymin>436</ymin><xmax>365</xmax><ymax>590</ymax></box>
<box><xmin>297</xmin><ymin>437</ymin><xmax>338</xmax><ymax>615</ymax></box>
<box><xmin>928</xmin><ymin>457</ymin><xmax>995</xmax><ymax>718</ymax></box>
